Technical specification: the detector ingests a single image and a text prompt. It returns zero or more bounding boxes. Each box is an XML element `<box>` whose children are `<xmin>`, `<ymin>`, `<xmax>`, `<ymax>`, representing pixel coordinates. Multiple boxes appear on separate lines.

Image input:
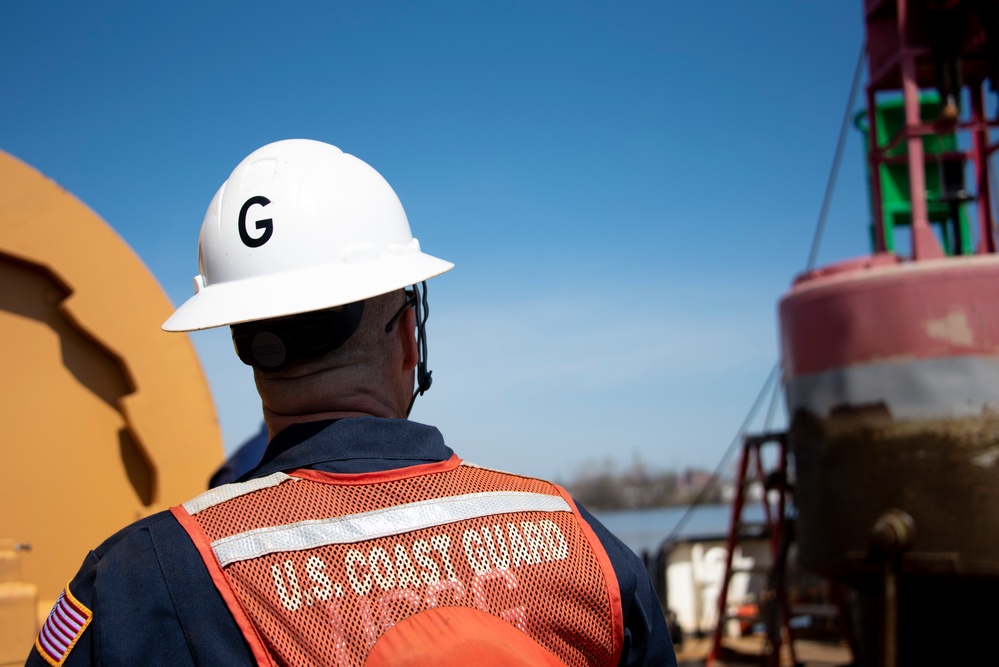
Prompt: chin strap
<box><xmin>385</xmin><ymin>281</ymin><xmax>434</xmax><ymax>417</ymax></box>
<box><xmin>409</xmin><ymin>281</ymin><xmax>433</xmax><ymax>416</ymax></box>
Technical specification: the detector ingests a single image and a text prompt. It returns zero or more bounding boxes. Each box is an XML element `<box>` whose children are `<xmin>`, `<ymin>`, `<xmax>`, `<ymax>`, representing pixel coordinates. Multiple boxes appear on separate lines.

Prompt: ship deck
<box><xmin>675</xmin><ymin>635</ymin><xmax>853</xmax><ymax>667</ymax></box>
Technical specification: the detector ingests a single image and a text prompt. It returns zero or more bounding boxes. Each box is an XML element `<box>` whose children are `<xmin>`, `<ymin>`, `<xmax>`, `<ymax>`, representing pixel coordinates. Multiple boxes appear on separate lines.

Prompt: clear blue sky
<box><xmin>2</xmin><ymin>2</ymin><xmax>872</xmax><ymax>481</ymax></box>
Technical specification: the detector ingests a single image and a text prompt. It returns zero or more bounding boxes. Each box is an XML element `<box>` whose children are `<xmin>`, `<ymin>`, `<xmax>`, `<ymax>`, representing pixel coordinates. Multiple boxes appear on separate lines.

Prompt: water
<box><xmin>591</xmin><ymin>503</ymin><xmax>767</xmax><ymax>558</ymax></box>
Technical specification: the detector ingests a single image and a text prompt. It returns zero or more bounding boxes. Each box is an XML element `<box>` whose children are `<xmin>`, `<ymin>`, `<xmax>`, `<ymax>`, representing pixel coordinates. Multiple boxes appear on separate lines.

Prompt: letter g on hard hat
<box><xmin>162</xmin><ymin>139</ymin><xmax>454</xmax><ymax>332</ymax></box>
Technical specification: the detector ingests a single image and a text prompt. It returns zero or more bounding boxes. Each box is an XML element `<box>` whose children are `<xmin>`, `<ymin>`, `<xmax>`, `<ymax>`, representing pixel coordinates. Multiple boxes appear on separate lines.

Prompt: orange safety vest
<box><xmin>171</xmin><ymin>455</ymin><xmax>624</xmax><ymax>667</ymax></box>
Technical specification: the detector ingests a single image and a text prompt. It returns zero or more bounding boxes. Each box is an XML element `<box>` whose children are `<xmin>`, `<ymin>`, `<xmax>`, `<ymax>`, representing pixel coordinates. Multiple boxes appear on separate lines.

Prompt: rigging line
<box><xmin>663</xmin><ymin>44</ymin><xmax>864</xmax><ymax>547</ymax></box>
<box><xmin>805</xmin><ymin>43</ymin><xmax>867</xmax><ymax>272</ymax></box>
<box><xmin>661</xmin><ymin>362</ymin><xmax>780</xmax><ymax>544</ymax></box>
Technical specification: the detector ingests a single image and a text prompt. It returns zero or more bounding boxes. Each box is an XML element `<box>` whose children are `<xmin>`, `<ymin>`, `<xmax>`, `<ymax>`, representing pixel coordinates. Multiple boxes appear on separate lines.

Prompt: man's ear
<box><xmin>398</xmin><ymin>306</ymin><xmax>419</xmax><ymax>372</ymax></box>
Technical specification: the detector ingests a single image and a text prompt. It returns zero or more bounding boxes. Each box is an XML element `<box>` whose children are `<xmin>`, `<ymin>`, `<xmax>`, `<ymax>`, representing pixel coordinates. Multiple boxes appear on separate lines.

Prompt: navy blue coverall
<box><xmin>26</xmin><ymin>417</ymin><xmax>676</xmax><ymax>666</ymax></box>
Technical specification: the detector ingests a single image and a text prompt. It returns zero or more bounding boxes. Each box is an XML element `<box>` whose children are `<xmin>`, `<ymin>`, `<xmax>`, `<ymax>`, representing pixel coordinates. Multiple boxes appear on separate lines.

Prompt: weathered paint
<box><xmin>0</xmin><ymin>150</ymin><xmax>224</xmax><ymax>617</ymax></box>
<box><xmin>784</xmin><ymin>355</ymin><xmax>999</xmax><ymax>420</ymax></box>
<box><xmin>779</xmin><ymin>253</ymin><xmax>999</xmax><ymax>379</ymax></box>
<box><xmin>779</xmin><ymin>253</ymin><xmax>999</xmax><ymax>583</ymax></box>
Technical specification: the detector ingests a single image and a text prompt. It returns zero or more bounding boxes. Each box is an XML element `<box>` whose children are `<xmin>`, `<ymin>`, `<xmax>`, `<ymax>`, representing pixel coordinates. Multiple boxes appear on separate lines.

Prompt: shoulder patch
<box><xmin>35</xmin><ymin>585</ymin><xmax>93</xmax><ymax>666</ymax></box>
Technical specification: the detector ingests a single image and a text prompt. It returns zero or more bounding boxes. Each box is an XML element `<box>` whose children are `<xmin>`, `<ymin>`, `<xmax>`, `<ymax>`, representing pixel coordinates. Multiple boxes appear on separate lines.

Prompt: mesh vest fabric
<box><xmin>171</xmin><ymin>457</ymin><xmax>624</xmax><ymax>667</ymax></box>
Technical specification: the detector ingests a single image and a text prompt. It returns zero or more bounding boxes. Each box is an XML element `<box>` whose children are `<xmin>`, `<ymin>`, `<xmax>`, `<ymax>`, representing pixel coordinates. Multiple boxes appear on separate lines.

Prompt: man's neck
<box><xmin>262</xmin><ymin>403</ymin><xmax>403</xmax><ymax>441</ymax></box>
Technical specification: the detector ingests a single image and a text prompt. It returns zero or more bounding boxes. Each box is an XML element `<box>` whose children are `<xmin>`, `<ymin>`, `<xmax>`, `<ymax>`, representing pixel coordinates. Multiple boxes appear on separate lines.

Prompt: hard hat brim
<box><xmin>162</xmin><ymin>252</ymin><xmax>453</xmax><ymax>332</ymax></box>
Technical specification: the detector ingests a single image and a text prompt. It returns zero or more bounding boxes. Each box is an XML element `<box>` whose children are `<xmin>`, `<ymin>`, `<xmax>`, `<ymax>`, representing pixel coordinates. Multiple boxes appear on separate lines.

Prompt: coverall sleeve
<box><xmin>25</xmin><ymin>512</ymin><xmax>253</xmax><ymax>667</ymax></box>
<box><xmin>576</xmin><ymin>503</ymin><xmax>678</xmax><ymax>667</ymax></box>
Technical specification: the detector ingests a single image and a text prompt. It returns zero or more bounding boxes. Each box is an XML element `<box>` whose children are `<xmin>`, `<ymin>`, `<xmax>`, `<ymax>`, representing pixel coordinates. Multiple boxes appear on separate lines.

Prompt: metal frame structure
<box><xmin>863</xmin><ymin>0</ymin><xmax>998</xmax><ymax>258</ymax></box>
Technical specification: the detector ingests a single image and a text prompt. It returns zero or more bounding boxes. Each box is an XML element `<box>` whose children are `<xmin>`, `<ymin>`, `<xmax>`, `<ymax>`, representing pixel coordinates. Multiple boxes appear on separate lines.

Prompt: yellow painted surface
<box><xmin>0</xmin><ymin>545</ymin><xmax>36</xmax><ymax>664</ymax></box>
<box><xmin>0</xmin><ymin>582</ymin><xmax>37</xmax><ymax>666</ymax></box>
<box><xmin>0</xmin><ymin>150</ymin><xmax>224</xmax><ymax>622</ymax></box>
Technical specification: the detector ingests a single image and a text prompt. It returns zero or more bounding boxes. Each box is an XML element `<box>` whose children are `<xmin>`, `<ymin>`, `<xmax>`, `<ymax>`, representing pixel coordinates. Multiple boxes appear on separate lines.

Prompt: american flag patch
<box><xmin>35</xmin><ymin>585</ymin><xmax>92</xmax><ymax>666</ymax></box>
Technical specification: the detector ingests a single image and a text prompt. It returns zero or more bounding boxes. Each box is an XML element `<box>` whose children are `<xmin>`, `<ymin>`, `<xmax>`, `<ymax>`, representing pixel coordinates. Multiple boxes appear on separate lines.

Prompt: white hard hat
<box><xmin>163</xmin><ymin>139</ymin><xmax>454</xmax><ymax>332</ymax></box>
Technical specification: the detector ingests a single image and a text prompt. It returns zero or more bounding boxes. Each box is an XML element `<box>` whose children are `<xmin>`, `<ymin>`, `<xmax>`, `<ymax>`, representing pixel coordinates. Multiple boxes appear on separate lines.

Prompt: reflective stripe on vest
<box><xmin>171</xmin><ymin>457</ymin><xmax>624</xmax><ymax>667</ymax></box>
